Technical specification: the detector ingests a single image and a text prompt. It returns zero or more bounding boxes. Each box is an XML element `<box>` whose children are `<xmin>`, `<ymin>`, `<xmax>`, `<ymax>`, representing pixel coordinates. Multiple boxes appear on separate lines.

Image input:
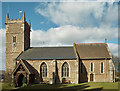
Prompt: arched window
<box><xmin>62</xmin><ymin>62</ymin><xmax>69</xmax><ymax>77</ymax></box>
<box><xmin>40</xmin><ymin>62</ymin><xmax>47</xmax><ymax>77</ymax></box>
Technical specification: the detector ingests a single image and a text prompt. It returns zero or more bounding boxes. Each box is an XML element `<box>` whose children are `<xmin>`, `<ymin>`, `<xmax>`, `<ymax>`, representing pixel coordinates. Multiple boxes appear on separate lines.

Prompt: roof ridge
<box><xmin>76</xmin><ymin>43</ymin><xmax>107</xmax><ymax>45</ymax></box>
<box><xmin>30</xmin><ymin>46</ymin><xmax>73</xmax><ymax>48</ymax></box>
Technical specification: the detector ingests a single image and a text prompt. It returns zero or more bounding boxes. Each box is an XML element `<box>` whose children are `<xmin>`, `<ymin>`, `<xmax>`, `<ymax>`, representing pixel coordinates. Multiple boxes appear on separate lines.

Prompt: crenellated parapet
<box><xmin>7</xmin><ymin>18</ymin><xmax>23</xmax><ymax>23</ymax></box>
<box><xmin>5</xmin><ymin>12</ymin><xmax>30</xmax><ymax>26</ymax></box>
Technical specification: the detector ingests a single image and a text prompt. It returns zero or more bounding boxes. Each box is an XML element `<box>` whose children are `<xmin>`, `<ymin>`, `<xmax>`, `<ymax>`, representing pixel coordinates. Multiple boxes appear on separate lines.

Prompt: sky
<box><xmin>0</xmin><ymin>0</ymin><xmax>119</xmax><ymax>70</ymax></box>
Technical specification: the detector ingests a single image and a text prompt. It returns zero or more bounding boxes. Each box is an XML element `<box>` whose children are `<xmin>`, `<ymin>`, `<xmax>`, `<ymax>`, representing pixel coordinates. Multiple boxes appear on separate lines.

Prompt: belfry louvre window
<box><xmin>40</xmin><ymin>63</ymin><xmax>47</xmax><ymax>77</ymax></box>
<box><xmin>101</xmin><ymin>62</ymin><xmax>104</xmax><ymax>73</ymax></box>
<box><xmin>62</xmin><ymin>62</ymin><xmax>69</xmax><ymax>77</ymax></box>
<box><xmin>91</xmin><ymin>63</ymin><xmax>94</xmax><ymax>72</ymax></box>
<box><xmin>13</xmin><ymin>36</ymin><xmax>16</xmax><ymax>42</ymax></box>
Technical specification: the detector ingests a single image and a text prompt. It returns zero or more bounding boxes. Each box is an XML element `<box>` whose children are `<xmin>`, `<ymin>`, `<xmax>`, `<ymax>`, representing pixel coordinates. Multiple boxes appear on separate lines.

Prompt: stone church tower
<box><xmin>5</xmin><ymin>12</ymin><xmax>31</xmax><ymax>81</ymax></box>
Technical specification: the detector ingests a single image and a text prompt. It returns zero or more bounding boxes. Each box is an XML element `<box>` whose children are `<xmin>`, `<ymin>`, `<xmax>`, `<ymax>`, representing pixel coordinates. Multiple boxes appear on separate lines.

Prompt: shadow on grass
<box><xmin>7</xmin><ymin>83</ymin><xmax>104</xmax><ymax>91</ymax></box>
<box><xmin>59</xmin><ymin>84</ymin><xmax>103</xmax><ymax>91</ymax></box>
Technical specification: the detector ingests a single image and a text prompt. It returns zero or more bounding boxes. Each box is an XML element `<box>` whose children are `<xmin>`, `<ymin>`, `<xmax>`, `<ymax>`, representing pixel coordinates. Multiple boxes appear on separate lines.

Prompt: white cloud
<box><xmin>108</xmin><ymin>43</ymin><xmax>119</xmax><ymax>57</ymax></box>
<box><xmin>100</xmin><ymin>2</ymin><xmax>118</xmax><ymax>27</ymax></box>
<box><xmin>31</xmin><ymin>25</ymin><xmax>118</xmax><ymax>56</ymax></box>
<box><xmin>0</xmin><ymin>29</ymin><xmax>6</xmax><ymax>70</ymax></box>
<box><xmin>34</xmin><ymin>2</ymin><xmax>118</xmax><ymax>57</ymax></box>
<box><xmin>35</xmin><ymin>2</ymin><xmax>118</xmax><ymax>27</ymax></box>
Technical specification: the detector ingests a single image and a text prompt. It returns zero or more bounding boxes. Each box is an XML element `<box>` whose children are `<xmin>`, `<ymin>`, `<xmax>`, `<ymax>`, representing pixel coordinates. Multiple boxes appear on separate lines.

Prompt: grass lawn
<box><xmin>1</xmin><ymin>82</ymin><xmax>119</xmax><ymax>91</ymax></box>
<box><xmin>86</xmin><ymin>82</ymin><xmax>118</xmax><ymax>90</ymax></box>
<box><xmin>0</xmin><ymin>82</ymin><xmax>18</xmax><ymax>91</ymax></box>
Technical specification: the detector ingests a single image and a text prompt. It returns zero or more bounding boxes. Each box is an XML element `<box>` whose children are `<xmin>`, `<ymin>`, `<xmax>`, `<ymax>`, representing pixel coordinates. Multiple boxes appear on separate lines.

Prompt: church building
<box><xmin>5</xmin><ymin>12</ymin><xmax>115</xmax><ymax>86</ymax></box>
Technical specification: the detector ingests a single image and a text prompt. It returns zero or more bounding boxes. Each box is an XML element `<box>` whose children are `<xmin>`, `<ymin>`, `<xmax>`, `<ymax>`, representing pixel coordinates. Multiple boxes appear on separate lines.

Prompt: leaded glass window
<box><xmin>62</xmin><ymin>62</ymin><xmax>69</xmax><ymax>77</ymax></box>
<box><xmin>40</xmin><ymin>62</ymin><xmax>47</xmax><ymax>77</ymax></box>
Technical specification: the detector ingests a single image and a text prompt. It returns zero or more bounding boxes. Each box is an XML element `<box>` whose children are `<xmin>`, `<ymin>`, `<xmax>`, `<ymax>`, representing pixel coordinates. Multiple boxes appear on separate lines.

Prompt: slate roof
<box><xmin>76</xmin><ymin>43</ymin><xmax>112</xmax><ymax>59</ymax></box>
<box><xmin>16</xmin><ymin>47</ymin><xmax>77</xmax><ymax>60</ymax></box>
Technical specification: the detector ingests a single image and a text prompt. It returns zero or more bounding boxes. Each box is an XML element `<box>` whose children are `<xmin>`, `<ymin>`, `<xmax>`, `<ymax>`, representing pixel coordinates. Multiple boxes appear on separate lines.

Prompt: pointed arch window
<box><xmin>62</xmin><ymin>62</ymin><xmax>69</xmax><ymax>77</ymax></box>
<box><xmin>40</xmin><ymin>62</ymin><xmax>47</xmax><ymax>77</ymax></box>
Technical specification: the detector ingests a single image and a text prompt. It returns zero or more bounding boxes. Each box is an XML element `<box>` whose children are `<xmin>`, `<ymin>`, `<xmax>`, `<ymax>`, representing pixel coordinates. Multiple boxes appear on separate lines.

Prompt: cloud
<box><xmin>0</xmin><ymin>29</ymin><xmax>6</xmax><ymax>70</ymax></box>
<box><xmin>34</xmin><ymin>2</ymin><xmax>118</xmax><ymax>57</ymax></box>
<box><xmin>35</xmin><ymin>2</ymin><xmax>118</xmax><ymax>28</ymax></box>
<box><xmin>31</xmin><ymin>25</ymin><xmax>118</xmax><ymax>56</ymax></box>
<box><xmin>108</xmin><ymin>43</ymin><xmax>119</xmax><ymax>57</ymax></box>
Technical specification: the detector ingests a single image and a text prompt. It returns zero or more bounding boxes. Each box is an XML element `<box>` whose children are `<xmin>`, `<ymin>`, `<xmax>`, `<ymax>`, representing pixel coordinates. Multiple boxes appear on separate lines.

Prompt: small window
<box><xmin>91</xmin><ymin>63</ymin><xmax>94</xmax><ymax>72</ymax></box>
<box><xmin>13</xmin><ymin>36</ymin><xmax>16</xmax><ymax>42</ymax></box>
<box><xmin>101</xmin><ymin>62</ymin><xmax>104</xmax><ymax>73</ymax></box>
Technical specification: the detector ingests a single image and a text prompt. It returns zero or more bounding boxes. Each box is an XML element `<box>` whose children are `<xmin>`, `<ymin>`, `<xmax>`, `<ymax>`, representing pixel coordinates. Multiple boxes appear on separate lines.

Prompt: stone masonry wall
<box><xmin>22</xmin><ymin>59</ymin><xmax>78</xmax><ymax>84</ymax></box>
<box><xmin>80</xmin><ymin>59</ymin><xmax>114</xmax><ymax>82</ymax></box>
<box><xmin>6</xmin><ymin>22</ymin><xmax>24</xmax><ymax>76</ymax></box>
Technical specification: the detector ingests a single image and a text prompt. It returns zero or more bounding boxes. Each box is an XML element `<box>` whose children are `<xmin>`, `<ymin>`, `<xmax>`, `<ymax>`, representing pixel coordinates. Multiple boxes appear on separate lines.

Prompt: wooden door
<box><xmin>90</xmin><ymin>73</ymin><xmax>94</xmax><ymax>82</ymax></box>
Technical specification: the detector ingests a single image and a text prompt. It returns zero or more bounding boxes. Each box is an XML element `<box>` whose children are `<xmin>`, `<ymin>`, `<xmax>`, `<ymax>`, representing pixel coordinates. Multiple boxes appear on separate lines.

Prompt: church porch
<box><xmin>12</xmin><ymin>59</ymin><xmax>35</xmax><ymax>86</ymax></box>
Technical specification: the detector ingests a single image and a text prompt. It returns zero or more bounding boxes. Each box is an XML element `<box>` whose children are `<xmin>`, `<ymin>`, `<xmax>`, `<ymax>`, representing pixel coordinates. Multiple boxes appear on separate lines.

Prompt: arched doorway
<box><xmin>17</xmin><ymin>74</ymin><xmax>24</xmax><ymax>87</ymax></box>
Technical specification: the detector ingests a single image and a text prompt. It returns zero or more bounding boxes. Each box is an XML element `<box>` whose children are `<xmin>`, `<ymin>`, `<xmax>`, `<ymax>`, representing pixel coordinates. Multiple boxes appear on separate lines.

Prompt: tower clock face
<box><xmin>12</xmin><ymin>42</ymin><xmax>16</xmax><ymax>47</ymax></box>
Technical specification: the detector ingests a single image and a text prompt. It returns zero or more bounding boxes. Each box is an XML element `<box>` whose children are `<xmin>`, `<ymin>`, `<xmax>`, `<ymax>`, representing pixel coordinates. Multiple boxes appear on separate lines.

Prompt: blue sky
<box><xmin>2</xmin><ymin>2</ymin><xmax>59</xmax><ymax>30</ymax></box>
<box><xmin>0</xmin><ymin>1</ymin><xmax>119</xmax><ymax>70</ymax></box>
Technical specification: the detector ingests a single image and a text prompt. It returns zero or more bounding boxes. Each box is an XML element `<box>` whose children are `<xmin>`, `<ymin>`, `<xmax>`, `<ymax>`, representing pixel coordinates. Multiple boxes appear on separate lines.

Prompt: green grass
<box><xmin>0</xmin><ymin>82</ymin><xmax>18</xmax><ymax>91</ymax></box>
<box><xmin>86</xmin><ymin>82</ymin><xmax>118</xmax><ymax>90</ymax></box>
<box><xmin>1</xmin><ymin>82</ymin><xmax>119</xmax><ymax>91</ymax></box>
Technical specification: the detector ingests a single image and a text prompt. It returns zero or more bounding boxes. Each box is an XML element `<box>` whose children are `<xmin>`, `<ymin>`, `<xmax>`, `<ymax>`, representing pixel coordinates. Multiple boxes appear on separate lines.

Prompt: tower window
<box><xmin>13</xmin><ymin>36</ymin><xmax>16</xmax><ymax>42</ymax></box>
